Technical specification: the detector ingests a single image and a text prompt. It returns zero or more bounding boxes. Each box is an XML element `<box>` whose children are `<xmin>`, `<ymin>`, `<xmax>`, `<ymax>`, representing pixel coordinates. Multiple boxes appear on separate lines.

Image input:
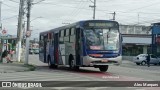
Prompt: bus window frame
<box><xmin>69</xmin><ymin>28</ymin><xmax>75</xmax><ymax>43</ymax></box>
<box><xmin>66</xmin><ymin>29</ymin><xmax>69</xmax><ymax>36</ymax></box>
<box><xmin>64</xmin><ymin>29</ymin><xmax>66</xmax><ymax>36</ymax></box>
<box><xmin>64</xmin><ymin>29</ymin><xmax>69</xmax><ymax>42</ymax></box>
<box><xmin>59</xmin><ymin>30</ymin><xmax>64</xmax><ymax>43</ymax></box>
<box><xmin>71</xmin><ymin>28</ymin><xmax>75</xmax><ymax>35</ymax></box>
<box><xmin>61</xmin><ymin>30</ymin><xmax>64</xmax><ymax>37</ymax></box>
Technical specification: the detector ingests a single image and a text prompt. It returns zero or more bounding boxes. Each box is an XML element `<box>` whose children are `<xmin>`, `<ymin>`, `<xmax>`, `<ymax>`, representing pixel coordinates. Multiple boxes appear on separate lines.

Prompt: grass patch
<box><xmin>24</xmin><ymin>64</ymin><xmax>36</xmax><ymax>71</ymax></box>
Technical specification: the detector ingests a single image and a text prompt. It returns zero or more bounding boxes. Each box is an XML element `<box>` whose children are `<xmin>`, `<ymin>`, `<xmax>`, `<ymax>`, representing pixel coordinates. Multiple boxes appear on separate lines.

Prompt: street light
<box><xmin>32</xmin><ymin>0</ymin><xmax>45</xmax><ymax>5</ymax></box>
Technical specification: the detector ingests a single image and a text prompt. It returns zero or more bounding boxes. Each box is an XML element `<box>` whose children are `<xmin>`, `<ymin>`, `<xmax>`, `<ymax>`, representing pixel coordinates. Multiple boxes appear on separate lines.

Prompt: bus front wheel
<box><xmin>99</xmin><ymin>65</ymin><xmax>108</xmax><ymax>72</ymax></box>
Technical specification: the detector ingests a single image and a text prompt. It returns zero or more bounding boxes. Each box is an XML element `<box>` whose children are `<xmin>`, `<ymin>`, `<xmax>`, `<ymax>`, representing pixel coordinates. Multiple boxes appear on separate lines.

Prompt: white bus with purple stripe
<box><xmin>39</xmin><ymin>20</ymin><xmax>122</xmax><ymax>72</ymax></box>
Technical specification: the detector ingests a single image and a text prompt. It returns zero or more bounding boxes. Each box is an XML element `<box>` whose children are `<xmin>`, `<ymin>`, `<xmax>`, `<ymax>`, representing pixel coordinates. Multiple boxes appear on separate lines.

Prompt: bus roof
<box><xmin>40</xmin><ymin>20</ymin><xmax>118</xmax><ymax>35</ymax></box>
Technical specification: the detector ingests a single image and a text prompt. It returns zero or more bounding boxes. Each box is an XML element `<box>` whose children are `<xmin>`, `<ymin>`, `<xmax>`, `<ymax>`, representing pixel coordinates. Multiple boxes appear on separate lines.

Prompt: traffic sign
<box><xmin>26</xmin><ymin>30</ymin><xmax>31</xmax><ymax>37</ymax></box>
<box><xmin>2</xmin><ymin>29</ymin><xmax>7</xmax><ymax>34</ymax></box>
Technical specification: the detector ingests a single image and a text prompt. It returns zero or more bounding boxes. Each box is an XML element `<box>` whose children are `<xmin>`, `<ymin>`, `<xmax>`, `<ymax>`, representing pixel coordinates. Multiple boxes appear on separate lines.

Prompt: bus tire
<box><xmin>99</xmin><ymin>65</ymin><xmax>108</xmax><ymax>72</ymax></box>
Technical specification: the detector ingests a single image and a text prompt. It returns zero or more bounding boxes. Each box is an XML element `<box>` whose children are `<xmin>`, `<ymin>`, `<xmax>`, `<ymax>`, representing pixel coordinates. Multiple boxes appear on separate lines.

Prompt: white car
<box><xmin>133</xmin><ymin>54</ymin><xmax>160</xmax><ymax>65</ymax></box>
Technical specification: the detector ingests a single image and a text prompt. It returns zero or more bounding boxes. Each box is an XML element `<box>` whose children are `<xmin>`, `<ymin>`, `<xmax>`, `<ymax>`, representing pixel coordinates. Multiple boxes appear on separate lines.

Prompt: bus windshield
<box><xmin>84</xmin><ymin>28</ymin><xmax>119</xmax><ymax>50</ymax></box>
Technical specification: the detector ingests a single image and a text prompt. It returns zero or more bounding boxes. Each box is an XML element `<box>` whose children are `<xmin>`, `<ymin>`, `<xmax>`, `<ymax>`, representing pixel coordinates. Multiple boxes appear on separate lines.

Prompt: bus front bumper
<box><xmin>83</xmin><ymin>56</ymin><xmax>122</xmax><ymax>66</ymax></box>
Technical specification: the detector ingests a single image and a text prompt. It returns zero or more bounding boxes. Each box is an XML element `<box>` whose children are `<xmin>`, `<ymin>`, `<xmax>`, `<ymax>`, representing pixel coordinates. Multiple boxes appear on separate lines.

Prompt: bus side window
<box><xmin>71</xmin><ymin>28</ymin><xmax>75</xmax><ymax>35</ymax></box>
<box><xmin>70</xmin><ymin>28</ymin><xmax>75</xmax><ymax>42</ymax></box>
<box><xmin>64</xmin><ymin>29</ymin><xmax>66</xmax><ymax>36</ymax></box>
<box><xmin>64</xmin><ymin>29</ymin><xmax>69</xmax><ymax>42</ymax></box>
<box><xmin>48</xmin><ymin>33</ymin><xmax>52</xmax><ymax>45</ymax></box>
<box><xmin>59</xmin><ymin>30</ymin><xmax>64</xmax><ymax>43</ymax></box>
<box><xmin>66</xmin><ymin>29</ymin><xmax>69</xmax><ymax>36</ymax></box>
<box><xmin>59</xmin><ymin>31</ymin><xmax>61</xmax><ymax>37</ymax></box>
<box><xmin>61</xmin><ymin>30</ymin><xmax>64</xmax><ymax>37</ymax></box>
<box><xmin>39</xmin><ymin>35</ymin><xmax>43</xmax><ymax>48</ymax></box>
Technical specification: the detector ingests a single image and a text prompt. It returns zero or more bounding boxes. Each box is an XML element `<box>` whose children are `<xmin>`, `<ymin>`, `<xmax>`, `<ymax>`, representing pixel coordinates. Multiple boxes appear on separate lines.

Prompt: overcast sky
<box><xmin>1</xmin><ymin>0</ymin><xmax>160</xmax><ymax>39</ymax></box>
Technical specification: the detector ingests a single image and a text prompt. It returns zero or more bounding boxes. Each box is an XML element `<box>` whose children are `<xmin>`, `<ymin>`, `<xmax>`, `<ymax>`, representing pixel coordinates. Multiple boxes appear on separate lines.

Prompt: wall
<box><xmin>119</xmin><ymin>25</ymin><xmax>151</xmax><ymax>34</ymax></box>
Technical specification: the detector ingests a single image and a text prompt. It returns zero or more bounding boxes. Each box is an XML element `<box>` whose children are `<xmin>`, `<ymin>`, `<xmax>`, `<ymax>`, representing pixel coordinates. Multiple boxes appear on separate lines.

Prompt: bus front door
<box><xmin>75</xmin><ymin>28</ymin><xmax>82</xmax><ymax>66</ymax></box>
<box><xmin>44</xmin><ymin>36</ymin><xmax>47</xmax><ymax>63</ymax></box>
<box><xmin>54</xmin><ymin>33</ymin><xmax>59</xmax><ymax>65</ymax></box>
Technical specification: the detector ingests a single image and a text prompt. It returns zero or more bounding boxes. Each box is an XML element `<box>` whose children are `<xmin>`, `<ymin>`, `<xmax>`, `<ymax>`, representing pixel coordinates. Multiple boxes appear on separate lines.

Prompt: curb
<box><xmin>0</xmin><ymin>62</ymin><xmax>36</xmax><ymax>73</ymax></box>
<box><xmin>24</xmin><ymin>64</ymin><xmax>36</xmax><ymax>71</ymax></box>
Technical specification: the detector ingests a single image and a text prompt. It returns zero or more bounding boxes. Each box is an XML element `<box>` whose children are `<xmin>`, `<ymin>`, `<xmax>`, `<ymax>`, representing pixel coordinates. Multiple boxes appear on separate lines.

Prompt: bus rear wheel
<box><xmin>99</xmin><ymin>65</ymin><xmax>108</xmax><ymax>72</ymax></box>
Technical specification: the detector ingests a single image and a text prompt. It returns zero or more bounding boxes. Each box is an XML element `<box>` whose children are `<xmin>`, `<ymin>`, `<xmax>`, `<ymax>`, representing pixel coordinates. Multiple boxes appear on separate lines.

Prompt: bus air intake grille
<box><xmin>91</xmin><ymin>61</ymin><xmax>117</xmax><ymax>64</ymax></box>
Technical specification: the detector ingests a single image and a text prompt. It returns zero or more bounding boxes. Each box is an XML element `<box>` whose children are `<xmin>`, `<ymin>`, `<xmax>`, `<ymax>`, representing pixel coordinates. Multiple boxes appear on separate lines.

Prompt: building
<box><xmin>0</xmin><ymin>34</ymin><xmax>17</xmax><ymax>51</ymax></box>
<box><xmin>120</xmin><ymin>25</ymin><xmax>151</xmax><ymax>56</ymax></box>
<box><xmin>151</xmin><ymin>23</ymin><xmax>160</xmax><ymax>56</ymax></box>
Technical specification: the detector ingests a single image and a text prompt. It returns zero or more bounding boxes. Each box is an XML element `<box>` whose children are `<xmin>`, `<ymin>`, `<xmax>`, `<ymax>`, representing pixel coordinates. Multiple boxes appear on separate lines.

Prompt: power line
<box><xmin>125</xmin><ymin>1</ymin><xmax>160</xmax><ymax>12</ymax></box>
<box><xmin>2</xmin><ymin>2</ymin><xmax>17</xmax><ymax>8</ymax></box>
<box><xmin>39</xmin><ymin>2</ymin><xmax>92</xmax><ymax>10</ymax></box>
<box><xmin>1</xmin><ymin>15</ymin><xmax>17</xmax><ymax>21</ymax></box>
<box><xmin>62</xmin><ymin>0</ymin><xmax>88</xmax><ymax>22</ymax></box>
<box><xmin>39</xmin><ymin>1</ymin><xmax>160</xmax><ymax>16</ymax></box>
<box><xmin>128</xmin><ymin>18</ymin><xmax>160</xmax><ymax>25</ymax></box>
<box><xmin>8</xmin><ymin>0</ymin><xmax>19</xmax><ymax>3</ymax></box>
<box><xmin>2</xmin><ymin>2</ymin><xmax>19</xmax><ymax>12</ymax></box>
<box><xmin>73</xmin><ymin>1</ymin><xmax>89</xmax><ymax>19</ymax></box>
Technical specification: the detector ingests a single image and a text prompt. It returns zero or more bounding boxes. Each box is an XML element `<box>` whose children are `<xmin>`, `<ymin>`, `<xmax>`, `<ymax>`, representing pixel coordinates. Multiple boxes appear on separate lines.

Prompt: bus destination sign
<box><xmin>84</xmin><ymin>21</ymin><xmax>118</xmax><ymax>28</ymax></box>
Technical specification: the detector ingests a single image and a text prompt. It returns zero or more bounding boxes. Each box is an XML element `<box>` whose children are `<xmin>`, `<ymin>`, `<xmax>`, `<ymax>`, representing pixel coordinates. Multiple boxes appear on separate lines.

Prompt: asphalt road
<box><xmin>0</xmin><ymin>54</ymin><xmax>160</xmax><ymax>90</ymax></box>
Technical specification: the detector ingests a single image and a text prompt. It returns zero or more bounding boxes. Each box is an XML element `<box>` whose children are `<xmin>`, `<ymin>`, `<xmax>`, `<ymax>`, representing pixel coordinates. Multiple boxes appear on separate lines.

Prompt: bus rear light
<box><xmin>89</xmin><ymin>54</ymin><xmax>103</xmax><ymax>57</ymax></box>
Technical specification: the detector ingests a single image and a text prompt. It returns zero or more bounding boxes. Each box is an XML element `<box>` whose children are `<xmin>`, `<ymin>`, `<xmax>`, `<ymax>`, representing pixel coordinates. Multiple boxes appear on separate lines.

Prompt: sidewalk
<box><xmin>0</xmin><ymin>57</ymin><xmax>35</xmax><ymax>73</ymax></box>
<box><xmin>122</xmin><ymin>60</ymin><xmax>133</xmax><ymax>64</ymax></box>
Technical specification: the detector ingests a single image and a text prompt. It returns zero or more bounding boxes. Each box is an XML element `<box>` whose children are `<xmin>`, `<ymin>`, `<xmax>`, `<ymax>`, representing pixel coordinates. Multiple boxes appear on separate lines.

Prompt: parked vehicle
<box><xmin>133</xmin><ymin>54</ymin><xmax>160</xmax><ymax>65</ymax></box>
<box><xmin>33</xmin><ymin>49</ymin><xmax>39</xmax><ymax>54</ymax></box>
<box><xmin>29</xmin><ymin>49</ymin><xmax>34</xmax><ymax>54</ymax></box>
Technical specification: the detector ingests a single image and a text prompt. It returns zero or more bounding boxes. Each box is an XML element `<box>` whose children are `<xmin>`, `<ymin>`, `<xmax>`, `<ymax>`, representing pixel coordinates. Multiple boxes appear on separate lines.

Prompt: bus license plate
<box><xmin>101</xmin><ymin>59</ymin><xmax>108</xmax><ymax>62</ymax></box>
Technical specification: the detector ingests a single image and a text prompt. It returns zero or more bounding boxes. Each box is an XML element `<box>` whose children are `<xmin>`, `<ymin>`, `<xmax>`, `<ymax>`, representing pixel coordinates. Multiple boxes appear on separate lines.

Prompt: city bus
<box><xmin>39</xmin><ymin>20</ymin><xmax>122</xmax><ymax>72</ymax></box>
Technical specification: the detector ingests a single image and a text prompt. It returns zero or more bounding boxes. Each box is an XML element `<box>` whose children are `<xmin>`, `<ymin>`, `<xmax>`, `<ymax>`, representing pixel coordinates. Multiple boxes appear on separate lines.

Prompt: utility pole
<box><xmin>0</xmin><ymin>0</ymin><xmax>2</xmax><ymax>31</ymax></box>
<box><xmin>25</xmin><ymin>0</ymin><xmax>32</xmax><ymax>65</ymax></box>
<box><xmin>93</xmin><ymin>0</ymin><xmax>96</xmax><ymax>19</ymax></box>
<box><xmin>110</xmin><ymin>12</ymin><xmax>116</xmax><ymax>20</ymax></box>
<box><xmin>17</xmin><ymin>0</ymin><xmax>25</xmax><ymax>62</ymax></box>
<box><xmin>22</xmin><ymin>21</ymin><xmax>26</xmax><ymax>45</ymax></box>
<box><xmin>89</xmin><ymin>0</ymin><xmax>96</xmax><ymax>19</ymax></box>
<box><xmin>0</xmin><ymin>0</ymin><xmax>3</xmax><ymax>63</ymax></box>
